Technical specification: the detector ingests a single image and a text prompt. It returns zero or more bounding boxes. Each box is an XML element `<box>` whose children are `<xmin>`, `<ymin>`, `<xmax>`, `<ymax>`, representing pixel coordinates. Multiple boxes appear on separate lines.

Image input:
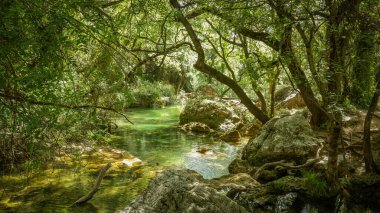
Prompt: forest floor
<box><xmin>314</xmin><ymin>109</ymin><xmax>380</xmax><ymax>174</ymax></box>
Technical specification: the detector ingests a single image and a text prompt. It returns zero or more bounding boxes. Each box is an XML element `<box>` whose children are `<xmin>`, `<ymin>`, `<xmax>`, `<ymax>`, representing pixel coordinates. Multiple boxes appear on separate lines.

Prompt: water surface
<box><xmin>112</xmin><ymin>105</ymin><xmax>246</xmax><ymax>179</ymax></box>
<box><xmin>0</xmin><ymin>106</ymin><xmax>245</xmax><ymax>212</ymax></box>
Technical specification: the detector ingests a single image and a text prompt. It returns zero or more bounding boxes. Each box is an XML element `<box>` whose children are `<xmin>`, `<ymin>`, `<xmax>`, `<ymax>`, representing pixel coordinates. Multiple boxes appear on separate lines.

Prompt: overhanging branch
<box><xmin>0</xmin><ymin>92</ymin><xmax>133</xmax><ymax>124</ymax></box>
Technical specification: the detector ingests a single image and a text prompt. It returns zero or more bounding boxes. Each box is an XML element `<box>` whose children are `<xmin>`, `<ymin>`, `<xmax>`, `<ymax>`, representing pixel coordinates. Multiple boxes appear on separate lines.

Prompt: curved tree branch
<box><xmin>0</xmin><ymin>92</ymin><xmax>133</xmax><ymax>124</ymax></box>
<box><xmin>170</xmin><ymin>0</ymin><xmax>269</xmax><ymax>124</ymax></box>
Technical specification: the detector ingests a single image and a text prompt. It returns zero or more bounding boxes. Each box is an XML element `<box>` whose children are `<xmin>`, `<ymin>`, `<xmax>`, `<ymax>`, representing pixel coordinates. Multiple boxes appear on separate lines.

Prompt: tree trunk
<box><xmin>194</xmin><ymin>62</ymin><xmax>270</xmax><ymax>123</ymax></box>
<box><xmin>270</xmin><ymin>68</ymin><xmax>281</xmax><ymax>117</ymax></box>
<box><xmin>280</xmin><ymin>27</ymin><xmax>328</xmax><ymax>126</ymax></box>
<box><xmin>326</xmin><ymin>111</ymin><xmax>342</xmax><ymax>185</ymax></box>
<box><xmin>363</xmin><ymin>69</ymin><xmax>380</xmax><ymax>173</ymax></box>
<box><xmin>254</xmin><ymin>87</ymin><xmax>267</xmax><ymax>115</ymax></box>
<box><xmin>170</xmin><ymin>0</ymin><xmax>270</xmax><ymax>124</ymax></box>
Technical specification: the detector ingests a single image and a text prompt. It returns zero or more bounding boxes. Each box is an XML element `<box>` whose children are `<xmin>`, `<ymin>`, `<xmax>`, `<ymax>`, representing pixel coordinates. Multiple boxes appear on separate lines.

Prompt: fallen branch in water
<box><xmin>72</xmin><ymin>163</ymin><xmax>112</xmax><ymax>205</ymax></box>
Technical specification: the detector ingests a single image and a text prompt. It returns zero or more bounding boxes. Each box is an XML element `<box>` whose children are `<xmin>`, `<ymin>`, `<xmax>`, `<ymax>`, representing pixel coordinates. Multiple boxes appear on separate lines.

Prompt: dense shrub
<box><xmin>126</xmin><ymin>80</ymin><xmax>176</xmax><ymax>108</ymax></box>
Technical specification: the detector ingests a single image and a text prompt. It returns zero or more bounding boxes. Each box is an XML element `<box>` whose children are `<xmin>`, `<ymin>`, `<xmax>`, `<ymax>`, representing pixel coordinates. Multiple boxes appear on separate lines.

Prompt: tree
<box><xmin>363</xmin><ymin>66</ymin><xmax>380</xmax><ymax>173</ymax></box>
<box><xmin>165</xmin><ymin>0</ymin><xmax>379</xmax><ymax>184</ymax></box>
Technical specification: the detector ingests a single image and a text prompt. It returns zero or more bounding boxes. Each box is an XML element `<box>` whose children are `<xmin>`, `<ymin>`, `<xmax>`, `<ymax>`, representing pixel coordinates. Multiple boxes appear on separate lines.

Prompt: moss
<box><xmin>267</xmin><ymin>176</ymin><xmax>306</xmax><ymax>194</ymax></box>
<box><xmin>268</xmin><ymin>179</ymin><xmax>289</xmax><ymax>192</ymax></box>
<box><xmin>303</xmin><ymin>171</ymin><xmax>328</xmax><ymax>198</ymax></box>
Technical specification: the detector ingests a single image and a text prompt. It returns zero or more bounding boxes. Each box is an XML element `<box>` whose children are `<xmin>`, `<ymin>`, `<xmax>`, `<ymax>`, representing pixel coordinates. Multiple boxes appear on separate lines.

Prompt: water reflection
<box><xmin>112</xmin><ymin>106</ymin><xmax>246</xmax><ymax>179</ymax></box>
<box><xmin>0</xmin><ymin>106</ymin><xmax>246</xmax><ymax>212</ymax></box>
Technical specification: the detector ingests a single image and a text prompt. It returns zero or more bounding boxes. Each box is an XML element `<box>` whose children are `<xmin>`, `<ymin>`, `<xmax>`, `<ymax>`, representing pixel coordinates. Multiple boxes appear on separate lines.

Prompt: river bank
<box><xmin>0</xmin><ymin>106</ymin><xmax>247</xmax><ymax>212</ymax></box>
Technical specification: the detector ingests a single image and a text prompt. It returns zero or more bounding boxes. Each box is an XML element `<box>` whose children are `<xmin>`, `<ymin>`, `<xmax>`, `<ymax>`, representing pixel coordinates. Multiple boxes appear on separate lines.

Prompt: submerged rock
<box><xmin>220</xmin><ymin>129</ymin><xmax>241</xmax><ymax>142</ymax></box>
<box><xmin>122</xmin><ymin>169</ymin><xmax>249</xmax><ymax>213</ymax></box>
<box><xmin>181</xmin><ymin>122</ymin><xmax>213</xmax><ymax>133</ymax></box>
<box><xmin>242</xmin><ymin>112</ymin><xmax>322</xmax><ymax>166</ymax></box>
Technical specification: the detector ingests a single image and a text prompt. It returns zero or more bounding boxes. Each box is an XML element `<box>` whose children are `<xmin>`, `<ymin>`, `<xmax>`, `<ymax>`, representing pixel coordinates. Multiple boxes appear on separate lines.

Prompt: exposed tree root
<box><xmin>253</xmin><ymin>144</ymin><xmax>324</xmax><ymax>179</ymax></box>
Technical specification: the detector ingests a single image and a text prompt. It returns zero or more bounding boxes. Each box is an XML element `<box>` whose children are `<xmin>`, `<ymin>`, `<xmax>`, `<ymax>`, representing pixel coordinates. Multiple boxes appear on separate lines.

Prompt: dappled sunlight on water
<box><xmin>0</xmin><ymin>106</ymin><xmax>246</xmax><ymax>212</ymax></box>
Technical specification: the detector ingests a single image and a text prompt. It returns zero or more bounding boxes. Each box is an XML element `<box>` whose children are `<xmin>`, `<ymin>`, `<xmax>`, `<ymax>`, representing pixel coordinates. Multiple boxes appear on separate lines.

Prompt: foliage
<box><xmin>268</xmin><ymin>178</ymin><xmax>290</xmax><ymax>192</ymax></box>
<box><xmin>303</xmin><ymin>171</ymin><xmax>328</xmax><ymax>198</ymax></box>
<box><xmin>1</xmin><ymin>0</ymin><xmax>380</xmax><ymax>177</ymax></box>
<box><xmin>127</xmin><ymin>80</ymin><xmax>176</xmax><ymax>108</ymax></box>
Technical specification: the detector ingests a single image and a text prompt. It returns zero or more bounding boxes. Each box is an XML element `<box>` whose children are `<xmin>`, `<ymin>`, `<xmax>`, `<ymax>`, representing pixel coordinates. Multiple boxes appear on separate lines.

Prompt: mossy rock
<box><xmin>228</xmin><ymin>159</ymin><xmax>250</xmax><ymax>174</ymax></box>
<box><xmin>343</xmin><ymin>174</ymin><xmax>380</xmax><ymax>206</ymax></box>
<box><xmin>180</xmin><ymin>98</ymin><xmax>236</xmax><ymax>129</ymax></box>
<box><xmin>267</xmin><ymin>176</ymin><xmax>306</xmax><ymax>194</ymax></box>
<box><xmin>220</xmin><ymin>129</ymin><xmax>241</xmax><ymax>142</ymax></box>
<box><xmin>242</xmin><ymin>112</ymin><xmax>322</xmax><ymax>166</ymax></box>
<box><xmin>181</xmin><ymin>122</ymin><xmax>213</xmax><ymax>133</ymax></box>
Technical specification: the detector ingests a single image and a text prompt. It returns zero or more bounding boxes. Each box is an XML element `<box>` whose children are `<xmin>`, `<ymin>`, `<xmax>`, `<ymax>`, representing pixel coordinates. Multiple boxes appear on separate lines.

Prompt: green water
<box><xmin>112</xmin><ymin>106</ymin><xmax>246</xmax><ymax>179</ymax></box>
<box><xmin>0</xmin><ymin>106</ymin><xmax>246</xmax><ymax>212</ymax></box>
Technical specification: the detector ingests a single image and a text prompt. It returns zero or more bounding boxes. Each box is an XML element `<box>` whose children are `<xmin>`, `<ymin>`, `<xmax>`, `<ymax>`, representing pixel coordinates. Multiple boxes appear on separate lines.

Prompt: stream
<box><xmin>0</xmin><ymin>106</ymin><xmax>246</xmax><ymax>212</ymax></box>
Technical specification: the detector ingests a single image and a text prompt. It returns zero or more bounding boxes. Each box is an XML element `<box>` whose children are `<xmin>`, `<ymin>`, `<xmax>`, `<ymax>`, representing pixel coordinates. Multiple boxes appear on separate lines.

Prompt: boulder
<box><xmin>274</xmin><ymin>192</ymin><xmax>298</xmax><ymax>213</ymax></box>
<box><xmin>181</xmin><ymin>122</ymin><xmax>213</xmax><ymax>133</ymax></box>
<box><xmin>275</xmin><ymin>86</ymin><xmax>305</xmax><ymax>109</ymax></box>
<box><xmin>180</xmin><ymin>98</ymin><xmax>244</xmax><ymax>132</ymax></box>
<box><xmin>228</xmin><ymin>176</ymin><xmax>305</xmax><ymax>213</ymax></box>
<box><xmin>343</xmin><ymin>174</ymin><xmax>380</xmax><ymax>207</ymax></box>
<box><xmin>207</xmin><ymin>173</ymin><xmax>260</xmax><ymax>192</ymax></box>
<box><xmin>228</xmin><ymin>185</ymin><xmax>276</xmax><ymax>213</ymax></box>
<box><xmin>220</xmin><ymin>129</ymin><xmax>241</xmax><ymax>142</ymax></box>
<box><xmin>122</xmin><ymin>169</ymin><xmax>249</xmax><ymax>213</ymax></box>
<box><xmin>242</xmin><ymin>112</ymin><xmax>322</xmax><ymax>166</ymax></box>
<box><xmin>240</xmin><ymin>120</ymin><xmax>262</xmax><ymax>137</ymax></box>
<box><xmin>228</xmin><ymin>159</ymin><xmax>250</xmax><ymax>174</ymax></box>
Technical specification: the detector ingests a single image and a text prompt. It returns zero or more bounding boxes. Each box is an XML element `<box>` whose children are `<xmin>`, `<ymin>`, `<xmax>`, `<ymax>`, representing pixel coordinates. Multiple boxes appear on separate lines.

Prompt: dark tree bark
<box><xmin>194</xmin><ymin>62</ymin><xmax>269</xmax><ymax>124</ymax></box>
<box><xmin>324</xmin><ymin>0</ymin><xmax>362</xmax><ymax>184</ymax></box>
<box><xmin>363</xmin><ymin>69</ymin><xmax>380</xmax><ymax>173</ymax></box>
<box><xmin>270</xmin><ymin>68</ymin><xmax>281</xmax><ymax>117</ymax></box>
<box><xmin>326</xmin><ymin>111</ymin><xmax>342</xmax><ymax>185</ymax></box>
<box><xmin>254</xmin><ymin>89</ymin><xmax>267</xmax><ymax>115</ymax></box>
<box><xmin>281</xmin><ymin>27</ymin><xmax>328</xmax><ymax>126</ymax></box>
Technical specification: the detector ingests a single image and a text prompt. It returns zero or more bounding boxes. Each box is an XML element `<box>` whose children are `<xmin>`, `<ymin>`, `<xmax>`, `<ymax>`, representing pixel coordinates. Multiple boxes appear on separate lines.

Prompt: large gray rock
<box><xmin>180</xmin><ymin>98</ymin><xmax>239</xmax><ymax>130</ymax></box>
<box><xmin>274</xmin><ymin>86</ymin><xmax>305</xmax><ymax>109</ymax></box>
<box><xmin>122</xmin><ymin>169</ymin><xmax>249</xmax><ymax>213</ymax></box>
<box><xmin>242</xmin><ymin>112</ymin><xmax>322</xmax><ymax>166</ymax></box>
